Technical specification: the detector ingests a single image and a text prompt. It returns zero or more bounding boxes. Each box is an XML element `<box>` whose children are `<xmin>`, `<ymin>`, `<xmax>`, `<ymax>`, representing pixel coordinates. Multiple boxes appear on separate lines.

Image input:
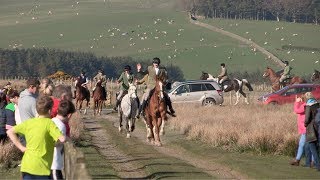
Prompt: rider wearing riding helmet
<box><xmin>74</xmin><ymin>71</ymin><xmax>89</xmax><ymax>99</ymax></box>
<box><xmin>279</xmin><ymin>61</ymin><xmax>292</xmax><ymax>84</ymax></box>
<box><xmin>136</xmin><ymin>57</ymin><xmax>176</xmax><ymax>118</ymax></box>
<box><xmin>113</xmin><ymin>65</ymin><xmax>134</xmax><ymax>111</ymax></box>
<box><xmin>217</xmin><ymin>63</ymin><xmax>228</xmax><ymax>85</ymax></box>
<box><xmin>93</xmin><ymin>69</ymin><xmax>107</xmax><ymax>100</ymax></box>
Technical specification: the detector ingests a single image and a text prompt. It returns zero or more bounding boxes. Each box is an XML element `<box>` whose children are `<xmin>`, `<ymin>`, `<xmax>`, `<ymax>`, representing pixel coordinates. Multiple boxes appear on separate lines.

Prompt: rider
<box><xmin>279</xmin><ymin>61</ymin><xmax>292</xmax><ymax>84</ymax></box>
<box><xmin>93</xmin><ymin>69</ymin><xmax>107</xmax><ymax>100</ymax></box>
<box><xmin>113</xmin><ymin>65</ymin><xmax>134</xmax><ymax>111</ymax></box>
<box><xmin>136</xmin><ymin>57</ymin><xmax>176</xmax><ymax>118</ymax></box>
<box><xmin>217</xmin><ymin>63</ymin><xmax>228</xmax><ymax>85</ymax></box>
<box><xmin>74</xmin><ymin>71</ymin><xmax>89</xmax><ymax>98</ymax></box>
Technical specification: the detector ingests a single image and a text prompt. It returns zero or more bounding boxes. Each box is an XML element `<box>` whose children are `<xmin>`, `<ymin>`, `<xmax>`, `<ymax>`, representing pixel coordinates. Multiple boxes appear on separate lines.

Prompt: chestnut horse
<box><xmin>75</xmin><ymin>77</ymin><xmax>90</xmax><ymax>114</ymax></box>
<box><xmin>92</xmin><ymin>80</ymin><xmax>104</xmax><ymax>116</ymax></box>
<box><xmin>144</xmin><ymin>77</ymin><xmax>167</xmax><ymax>146</ymax></box>
<box><xmin>263</xmin><ymin>67</ymin><xmax>305</xmax><ymax>92</ymax></box>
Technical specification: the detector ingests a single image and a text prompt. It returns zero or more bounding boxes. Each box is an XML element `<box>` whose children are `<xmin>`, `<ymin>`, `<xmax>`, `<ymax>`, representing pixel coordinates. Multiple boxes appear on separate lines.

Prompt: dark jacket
<box><xmin>135</xmin><ymin>70</ymin><xmax>146</xmax><ymax>81</ymax></box>
<box><xmin>304</xmin><ymin>100</ymin><xmax>319</xmax><ymax>143</ymax></box>
<box><xmin>0</xmin><ymin>103</ymin><xmax>6</xmax><ymax>135</ymax></box>
<box><xmin>5</xmin><ymin>103</ymin><xmax>15</xmax><ymax>127</ymax></box>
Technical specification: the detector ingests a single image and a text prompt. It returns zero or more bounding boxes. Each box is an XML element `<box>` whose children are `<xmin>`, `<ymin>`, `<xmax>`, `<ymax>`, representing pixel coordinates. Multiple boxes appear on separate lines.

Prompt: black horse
<box><xmin>200</xmin><ymin>72</ymin><xmax>254</xmax><ymax>105</ymax></box>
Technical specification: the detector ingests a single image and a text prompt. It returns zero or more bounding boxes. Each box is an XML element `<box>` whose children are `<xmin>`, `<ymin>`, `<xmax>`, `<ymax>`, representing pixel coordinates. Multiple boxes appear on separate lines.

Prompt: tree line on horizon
<box><xmin>0</xmin><ymin>48</ymin><xmax>184</xmax><ymax>81</ymax></box>
<box><xmin>179</xmin><ymin>0</ymin><xmax>320</xmax><ymax>24</ymax></box>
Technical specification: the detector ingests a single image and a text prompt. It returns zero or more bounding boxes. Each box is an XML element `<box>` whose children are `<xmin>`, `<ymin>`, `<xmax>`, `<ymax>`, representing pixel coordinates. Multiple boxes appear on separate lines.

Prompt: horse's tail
<box><xmin>242</xmin><ymin>79</ymin><xmax>254</xmax><ymax>91</ymax></box>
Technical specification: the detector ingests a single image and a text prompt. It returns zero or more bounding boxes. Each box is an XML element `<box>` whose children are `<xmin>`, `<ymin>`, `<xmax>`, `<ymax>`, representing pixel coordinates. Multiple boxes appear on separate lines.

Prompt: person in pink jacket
<box><xmin>291</xmin><ymin>95</ymin><xmax>312</xmax><ymax>166</ymax></box>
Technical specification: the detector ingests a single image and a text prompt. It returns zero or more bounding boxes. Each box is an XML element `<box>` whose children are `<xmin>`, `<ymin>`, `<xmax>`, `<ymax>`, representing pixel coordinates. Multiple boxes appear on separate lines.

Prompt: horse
<box><xmin>263</xmin><ymin>67</ymin><xmax>305</xmax><ymax>92</ymax></box>
<box><xmin>75</xmin><ymin>77</ymin><xmax>90</xmax><ymax>114</ymax></box>
<box><xmin>311</xmin><ymin>69</ymin><xmax>320</xmax><ymax>83</ymax></box>
<box><xmin>118</xmin><ymin>84</ymin><xmax>139</xmax><ymax>138</ymax></box>
<box><xmin>144</xmin><ymin>76</ymin><xmax>167</xmax><ymax>146</ymax></box>
<box><xmin>92</xmin><ymin>80</ymin><xmax>104</xmax><ymax>116</ymax></box>
<box><xmin>200</xmin><ymin>72</ymin><xmax>253</xmax><ymax>105</ymax></box>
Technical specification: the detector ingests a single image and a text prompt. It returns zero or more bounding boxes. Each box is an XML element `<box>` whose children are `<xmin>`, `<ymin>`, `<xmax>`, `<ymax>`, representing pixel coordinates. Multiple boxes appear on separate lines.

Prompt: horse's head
<box><xmin>311</xmin><ymin>69</ymin><xmax>320</xmax><ymax>82</ymax></box>
<box><xmin>128</xmin><ymin>83</ymin><xmax>137</xmax><ymax>99</ymax></box>
<box><xmin>263</xmin><ymin>67</ymin><xmax>271</xmax><ymax>78</ymax></box>
<box><xmin>155</xmin><ymin>76</ymin><xmax>165</xmax><ymax>99</ymax></box>
<box><xmin>96</xmin><ymin>80</ymin><xmax>102</xmax><ymax>87</ymax></box>
<box><xmin>75</xmin><ymin>77</ymin><xmax>81</xmax><ymax>87</ymax></box>
<box><xmin>200</xmin><ymin>71</ymin><xmax>209</xmax><ymax>80</ymax></box>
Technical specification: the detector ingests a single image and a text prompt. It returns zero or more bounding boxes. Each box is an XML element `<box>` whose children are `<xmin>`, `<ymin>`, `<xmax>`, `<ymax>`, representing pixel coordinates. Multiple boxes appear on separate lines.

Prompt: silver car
<box><xmin>168</xmin><ymin>80</ymin><xmax>224</xmax><ymax>106</ymax></box>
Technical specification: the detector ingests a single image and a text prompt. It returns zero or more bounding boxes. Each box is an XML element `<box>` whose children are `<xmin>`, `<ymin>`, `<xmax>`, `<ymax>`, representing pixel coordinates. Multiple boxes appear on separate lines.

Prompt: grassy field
<box><xmin>203</xmin><ymin>18</ymin><xmax>320</xmax><ymax>76</ymax></box>
<box><xmin>0</xmin><ymin>0</ymin><xmax>278</xmax><ymax>79</ymax></box>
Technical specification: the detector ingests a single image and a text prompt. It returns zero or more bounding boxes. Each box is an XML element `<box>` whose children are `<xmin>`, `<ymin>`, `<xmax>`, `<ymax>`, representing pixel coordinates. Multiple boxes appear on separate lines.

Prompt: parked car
<box><xmin>258</xmin><ymin>84</ymin><xmax>320</xmax><ymax>105</ymax></box>
<box><xmin>168</xmin><ymin>80</ymin><xmax>224</xmax><ymax>106</ymax></box>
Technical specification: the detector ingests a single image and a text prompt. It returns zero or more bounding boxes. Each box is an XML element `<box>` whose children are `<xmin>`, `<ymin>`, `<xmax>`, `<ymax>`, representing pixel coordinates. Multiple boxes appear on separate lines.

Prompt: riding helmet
<box><xmin>284</xmin><ymin>61</ymin><xmax>289</xmax><ymax>65</ymax></box>
<box><xmin>124</xmin><ymin>65</ymin><xmax>131</xmax><ymax>71</ymax></box>
<box><xmin>152</xmin><ymin>57</ymin><xmax>160</xmax><ymax>65</ymax></box>
<box><xmin>220</xmin><ymin>63</ymin><xmax>225</xmax><ymax>67</ymax></box>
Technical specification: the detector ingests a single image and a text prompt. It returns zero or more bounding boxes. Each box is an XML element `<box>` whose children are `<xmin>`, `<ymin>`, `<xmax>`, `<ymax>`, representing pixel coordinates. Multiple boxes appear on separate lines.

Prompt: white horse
<box><xmin>200</xmin><ymin>72</ymin><xmax>253</xmax><ymax>105</ymax></box>
<box><xmin>118</xmin><ymin>84</ymin><xmax>139</xmax><ymax>138</ymax></box>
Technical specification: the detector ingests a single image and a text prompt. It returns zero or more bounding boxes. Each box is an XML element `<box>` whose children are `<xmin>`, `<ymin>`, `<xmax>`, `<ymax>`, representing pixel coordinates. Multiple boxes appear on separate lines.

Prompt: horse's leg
<box><xmin>119</xmin><ymin>111</ymin><xmax>123</xmax><ymax>132</ymax></box>
<box><xmin>234</xmin><ymin>91</ymin><xmax>240</xmax><ymax>105</ymax></box>
<box><xmin>153</xmin><ymin>117</ymin><xmax>162</xmax><ymax>146</ymax></box>
<box><xmin>239</xmin><ymin>90</ymin><xmax>249</xmax><ymax>104</ymax></box>
<box><xmin>160</xmin><ymin>108</ymin><xmax>167</xmax><ymax>136</ymax></box>
<box><xmin>126</xmin><ymin>117</ymin><xmax>131</xmax><ymax>138</ymax></box>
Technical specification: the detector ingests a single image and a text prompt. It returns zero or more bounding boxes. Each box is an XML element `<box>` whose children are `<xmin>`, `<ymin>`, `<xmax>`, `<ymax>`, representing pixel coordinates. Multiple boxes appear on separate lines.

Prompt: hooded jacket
<box><xmin>18</xmin><ymin>89</ymin><xmax>38</xmax><ymax>123</ymax></box>
<box><xmin>304</xmin><ymin>98</ymin><xmax>319</xmax><ymax>143</ymax></box>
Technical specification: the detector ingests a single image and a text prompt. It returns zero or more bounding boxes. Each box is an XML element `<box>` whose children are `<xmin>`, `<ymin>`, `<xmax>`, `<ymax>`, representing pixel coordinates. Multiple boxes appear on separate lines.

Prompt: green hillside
<box><xmin>1</xmin><ymin>0</ymin><xmax>317</xmax><ymax>79</ymax></box>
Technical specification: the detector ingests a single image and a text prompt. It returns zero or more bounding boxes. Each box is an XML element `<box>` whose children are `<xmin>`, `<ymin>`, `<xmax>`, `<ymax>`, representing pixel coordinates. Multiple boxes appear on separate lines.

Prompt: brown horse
<box><xmin>75</xmin><ymin>77</ymin><xmax>90</xmax><ymax>114</ymax></box>
<box><xmin>263</xmin><ymin>67</ymin><xmax>305</xmax><ymax>92</ymax></box>
<box><xmin>92</xmin><ymin>80</ymin><xmax>104</xmax><ymax>116</ymax></box>
<box><xmin>144</xmin><ymin>76</ymin><xmax>168</xmax><ymax>146</ymax></box>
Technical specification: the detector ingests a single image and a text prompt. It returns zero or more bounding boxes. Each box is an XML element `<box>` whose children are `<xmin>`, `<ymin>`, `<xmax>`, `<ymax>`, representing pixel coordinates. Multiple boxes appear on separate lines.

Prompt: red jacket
<box><xmin>51</xmin><ymin>97</ymin><xmax>70</xmax><ymax>137</ymax></box>
<box><xmin>293</xmin><ymin>101</ymin><xmax>306</xmax><ymax>134</ymax></box>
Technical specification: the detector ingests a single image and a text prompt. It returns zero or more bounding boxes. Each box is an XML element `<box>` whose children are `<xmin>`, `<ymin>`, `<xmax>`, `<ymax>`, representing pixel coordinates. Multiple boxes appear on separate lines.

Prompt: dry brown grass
<box><xmin>169</xmin><ymin>104</ymin><xmax>298</xmax><ymax>155</ymax></box>
<box><xmin>0</xmin><ymin>141</ymin><xmax>22</xmax><ymax>167</ymax></box>
<box><xmin>69</xmin><ymin>112</ymin><xmax>84</xmax><ymax>143</ymax></box>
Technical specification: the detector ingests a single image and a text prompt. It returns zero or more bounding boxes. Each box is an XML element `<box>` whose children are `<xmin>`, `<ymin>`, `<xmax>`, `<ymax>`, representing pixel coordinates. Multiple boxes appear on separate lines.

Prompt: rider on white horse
<box><xmin>114</xmin><ymin>65</ymin><xmax>135</xmax><ymax>111</ymax></box>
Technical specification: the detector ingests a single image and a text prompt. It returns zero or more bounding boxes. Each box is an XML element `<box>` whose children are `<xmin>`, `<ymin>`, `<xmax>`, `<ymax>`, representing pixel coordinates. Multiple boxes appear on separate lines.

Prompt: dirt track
<box><xmin>82</xmin><ymin>110</ymin><xmax>247</xmax><ymax>179</ymax></box>
<box><xmin>190</xmin><ymin>19</ymin><xmax>284</xmax><ymax>68</ymax></box>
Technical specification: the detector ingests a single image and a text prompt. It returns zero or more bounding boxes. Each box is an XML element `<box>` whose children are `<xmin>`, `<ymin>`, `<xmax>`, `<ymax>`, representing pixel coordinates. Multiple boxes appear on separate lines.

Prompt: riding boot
<box><xmin>136</xmin><ymin>100</ymin><xmax>147</xmax><ymax>119</ymax></box>
<box><xmin>164</xmin><ymin>93</ymin><xmax>176</xmax><ymax>117</ymax></box>
<box><xmin>113</xmin><ymin>99</ymin><xmax>120</xmax><ymax>111</ymax></box>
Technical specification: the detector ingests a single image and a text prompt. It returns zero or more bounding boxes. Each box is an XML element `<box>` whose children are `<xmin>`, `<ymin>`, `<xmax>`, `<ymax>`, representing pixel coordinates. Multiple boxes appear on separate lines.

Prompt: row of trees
<box><xmin>179</xmin><ymin>0</ymin><xmax>320</xmax><ymax>24</ymax></box>
<box><xmin>0</xmin><ymin>48</ymin><xmax>184</xmax><ymax>81</ymax></box>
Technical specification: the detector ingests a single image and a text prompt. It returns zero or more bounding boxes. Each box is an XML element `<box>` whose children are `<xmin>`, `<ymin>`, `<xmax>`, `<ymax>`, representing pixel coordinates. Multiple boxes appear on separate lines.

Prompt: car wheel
<box><xmin>202</xmin><ymin>98</ymin><xmax>216</xmax><ymax>106</ymax></box>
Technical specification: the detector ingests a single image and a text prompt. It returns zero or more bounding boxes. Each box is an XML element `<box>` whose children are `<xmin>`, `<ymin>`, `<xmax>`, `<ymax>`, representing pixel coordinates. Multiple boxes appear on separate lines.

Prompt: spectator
<box><xmin>290</xmin><ymin>95</ymin><xmax>313</xmax><ymax>166</ymax></box>
<box><xmin>7</xmin><ymin>95</ymin><xmax>66</xmax><ymax>179</ymax></box>
<box><xmin>304</xmin><ymin>92</ymin><xmax>320</xmax><ymax>170</ymax></box>
<box><xmin>51</xmin><ymin>85</ymin><xmax>73</xmax><ymax>137</ymax></box>
<box><xmin>18</xmin><ymin>78</ymin><xmax>40</xmax><ymax>123</ymax></box>
<box><xmin>5</xmin><ymin>90</ymin><xmax>19</xmax><ymax>130</ymax></box>
<box><xmin>0</xmin><ymin>93</ymin><xmax>8</xmax><ymax>144</ymax></box>
<box><xmin>39</xmin><ymin>78</ymin><xmax>54</xmax><ymax>96</ymax></box>
<box><xmin>51</xmin><ymin>100</ymin><xmax>75</xmax><ymax>180</ymax></box>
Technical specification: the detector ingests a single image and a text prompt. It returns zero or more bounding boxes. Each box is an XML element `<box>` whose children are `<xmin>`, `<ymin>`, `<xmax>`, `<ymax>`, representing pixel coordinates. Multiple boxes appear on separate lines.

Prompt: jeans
<box><xmin>305</xmin><ymin>142</ymin><xmax>320</xmax><ymax>168</ymax></box>
<box><xmin>296</xmin><ymin>134</ymin><xmax>306</xmax><ymax>160</ymax></box>
<box><xmin>22</xmin><ymin>172</ymin><xmax>50</xmax><ymax>180</ymax></box>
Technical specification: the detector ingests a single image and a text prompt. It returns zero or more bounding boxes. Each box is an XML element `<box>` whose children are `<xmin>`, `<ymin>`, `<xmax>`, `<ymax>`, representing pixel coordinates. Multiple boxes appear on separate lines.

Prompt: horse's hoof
<box><xmin>154</xmin><ymin>141</ymin><xmax>162</xmax><ymax>147</ymax></box>
<box><xmin>126</xmin><ymin>133</ymin><xmax>131</xmax><ymax>138</ymax></box>
<box><xmin>118</xmin><ymin>126</ymin><xmax>122</xmax><ymax>132</ymax></box>
<box><xmin>160</xmin><ymin>131</ymin><xmax>165</xmax><ymax>136</ymax></box>
<box><xmin>147</xmin><ymin>128</ymin><xmax>152</xmax><ymax>138</ymax></box>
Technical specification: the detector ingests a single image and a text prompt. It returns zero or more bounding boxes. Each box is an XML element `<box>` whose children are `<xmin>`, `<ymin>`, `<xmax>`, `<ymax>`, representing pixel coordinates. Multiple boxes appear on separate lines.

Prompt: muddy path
<box><xmin>81</xmin><ymin>110</ymin><xmax>247</xmax><ymax>179</ymax></box>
